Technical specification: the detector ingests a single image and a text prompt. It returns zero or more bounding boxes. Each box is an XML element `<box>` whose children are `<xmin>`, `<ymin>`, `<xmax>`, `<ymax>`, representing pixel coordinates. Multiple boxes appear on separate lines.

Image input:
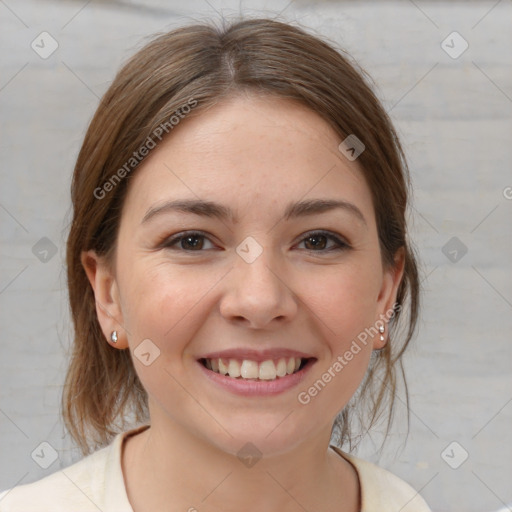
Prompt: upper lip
<box><xmin>199</xmin><ymin>348</ymin><xmax>315</xmax><ymax>363</ymax></box>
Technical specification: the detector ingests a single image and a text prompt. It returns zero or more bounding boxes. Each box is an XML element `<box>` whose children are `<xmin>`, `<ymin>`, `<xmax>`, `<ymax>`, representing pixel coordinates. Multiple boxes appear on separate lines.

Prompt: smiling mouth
<box><xmin>199</xmin><ymin>357</ymin><xmax>312</xmax><ymax>381</ymax></box>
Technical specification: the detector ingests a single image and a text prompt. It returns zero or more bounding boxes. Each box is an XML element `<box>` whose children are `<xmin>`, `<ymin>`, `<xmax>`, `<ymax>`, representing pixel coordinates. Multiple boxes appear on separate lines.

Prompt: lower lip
<box><xmin>197</xmin><ymin>359</ymin><xmax>315</xmax><ymax>397</ymax></box>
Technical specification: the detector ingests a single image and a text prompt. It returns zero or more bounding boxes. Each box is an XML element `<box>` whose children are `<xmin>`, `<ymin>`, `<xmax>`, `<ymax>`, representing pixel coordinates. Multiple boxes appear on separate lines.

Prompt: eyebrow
<box><xmin>141</xmin><ymin>198</ymin><xmax>367</xmax><ymax>226</ymax></box>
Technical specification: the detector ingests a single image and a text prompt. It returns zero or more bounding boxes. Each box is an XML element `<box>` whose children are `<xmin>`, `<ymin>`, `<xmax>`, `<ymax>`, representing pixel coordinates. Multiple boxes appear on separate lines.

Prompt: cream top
<box><xmin>0</xmin><ymin>424</ymin><xmax>431</xmax><ymax>511</ymax></box>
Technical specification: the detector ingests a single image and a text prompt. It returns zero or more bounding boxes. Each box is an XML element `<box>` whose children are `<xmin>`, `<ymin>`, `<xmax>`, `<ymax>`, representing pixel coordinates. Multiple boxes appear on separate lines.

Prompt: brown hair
<box><xmin>63</xmin><ymin>17</ymin><xmax>420</xmax><ymax>456</ymax></box>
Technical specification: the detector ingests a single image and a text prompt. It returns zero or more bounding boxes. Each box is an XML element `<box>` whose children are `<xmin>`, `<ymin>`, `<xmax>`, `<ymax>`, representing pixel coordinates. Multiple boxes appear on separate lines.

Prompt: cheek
<box><xmin>121</xmin><ymin>259</ymin><xmax>209</xmax><ymax>344</ymax></box>
<box><xmin>296</xmin><ymin>287</ymin><xmax>375</xmax><ymax>420</ymax></box>
<box><xmin>295</xmin><ymin>259</ymin><xmax>381</xmax><ymax>410</ymax></box>
<box><xmin>118</xmin><ymin>259</ymin><xmax>213</xmax><ymax>407</ymax></box>
<box><xmin>310</xmin><ymin>258</ymin><xmax>383</xmax><ymax>343</ymax></box>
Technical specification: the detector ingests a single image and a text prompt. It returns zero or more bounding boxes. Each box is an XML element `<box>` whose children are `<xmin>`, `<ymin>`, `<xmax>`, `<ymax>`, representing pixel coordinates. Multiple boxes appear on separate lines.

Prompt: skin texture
<box><xmin>82</xmin><ymin>93</ymin><xmax>404</xmax><ymax>512</ymax></box>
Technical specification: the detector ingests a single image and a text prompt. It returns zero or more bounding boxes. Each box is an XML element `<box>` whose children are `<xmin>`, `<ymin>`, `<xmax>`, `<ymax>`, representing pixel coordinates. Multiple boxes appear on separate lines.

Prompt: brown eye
<box><xmin>160</xmin><ymin>230</ymin><xmax>349</xmax><ymax>253</ymax></box>
<box><xmin>297</xmin><ymin>231</ymin><xmax>350</xmax><ymax>252</ymax></box>
<box><xmin>162</xmin><ymin>231</ymin><xmax>215</xmax><ymax>251</ymax></box>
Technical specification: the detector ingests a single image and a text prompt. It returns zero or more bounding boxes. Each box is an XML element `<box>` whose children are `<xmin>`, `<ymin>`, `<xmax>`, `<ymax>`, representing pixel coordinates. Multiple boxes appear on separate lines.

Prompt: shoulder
<box><xmin>0</xmin><ymin>444</ymin><xmax>110</xmax><ymax>512</ymax></box>
<box><xmin>331</xmin><ymin>447</ymin><xmax>432</xmax><ymax>512</ymax></box>
<box><xmin>0</xmin><ymin>425</ymin><xmax>147</xmax><ymax>512</ymax></box>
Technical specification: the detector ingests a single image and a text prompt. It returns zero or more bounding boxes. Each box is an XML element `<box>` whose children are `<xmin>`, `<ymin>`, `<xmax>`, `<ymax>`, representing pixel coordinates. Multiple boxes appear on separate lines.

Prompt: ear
<box><xmin>81</xmin><ymin>250</ymin><xmax>128</xmax><ymax>349</ymax></box>
<box><xmin>374</xmin><ymin>247</ymin><xmax>405</xmax><ymax>350</ymax></box>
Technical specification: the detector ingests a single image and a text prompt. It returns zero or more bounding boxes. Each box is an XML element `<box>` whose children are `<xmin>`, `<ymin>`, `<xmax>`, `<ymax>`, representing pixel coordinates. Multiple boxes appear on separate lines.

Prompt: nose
<box><xmin>219</xmin><ymin>247</ymin><xmax>298</xmax><ymax>329</ymax></box>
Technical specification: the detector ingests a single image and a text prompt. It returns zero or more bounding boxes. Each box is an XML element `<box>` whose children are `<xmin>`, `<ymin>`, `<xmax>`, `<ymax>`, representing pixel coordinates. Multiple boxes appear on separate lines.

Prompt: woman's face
<box><xmin>85</xmin><ymin>94</ymin><xmax>403</xmax><ymax>456</ymax></box>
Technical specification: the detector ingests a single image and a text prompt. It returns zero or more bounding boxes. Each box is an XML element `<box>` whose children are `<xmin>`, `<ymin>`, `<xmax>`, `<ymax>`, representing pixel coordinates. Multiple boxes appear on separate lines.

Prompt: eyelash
<box><xmin>160</xmin><ymin>230</ymin><xmax>350</xmax><ymax>253</ymax></box>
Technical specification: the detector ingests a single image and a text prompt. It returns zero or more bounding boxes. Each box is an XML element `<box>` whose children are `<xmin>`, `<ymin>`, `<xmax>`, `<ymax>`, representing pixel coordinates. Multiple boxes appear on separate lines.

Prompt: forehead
<box><xmin>122</xmin><ymin>94</ymin><xmax>374</xmax><ymax>224</ymax></box>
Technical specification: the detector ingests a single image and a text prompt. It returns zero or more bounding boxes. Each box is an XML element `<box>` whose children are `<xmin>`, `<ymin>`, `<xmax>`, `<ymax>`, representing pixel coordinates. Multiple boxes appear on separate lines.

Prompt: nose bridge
<box><xmin>219</xmin><ymin>238</ymin><xmax>296</xmax><ymax>327</ymax></box>
<box><xmin>235</xmin><ymin>239</ymin><xmax>285</xmax><ymax>298</ymax></box>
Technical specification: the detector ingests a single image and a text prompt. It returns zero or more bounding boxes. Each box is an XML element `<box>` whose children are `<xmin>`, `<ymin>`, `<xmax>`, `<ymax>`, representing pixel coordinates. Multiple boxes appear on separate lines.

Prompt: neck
<box><xmin>122</xmin><ymin>417</ymin><xmax>359</xmax><ymax>512</ymax></box>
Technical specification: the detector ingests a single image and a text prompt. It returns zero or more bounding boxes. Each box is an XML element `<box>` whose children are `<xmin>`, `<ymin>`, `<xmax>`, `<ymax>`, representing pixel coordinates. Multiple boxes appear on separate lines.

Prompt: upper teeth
<box><xmin>205</xmin><ymin>357</ymin><xmax>302</xmax><ymax>380</ymax></box>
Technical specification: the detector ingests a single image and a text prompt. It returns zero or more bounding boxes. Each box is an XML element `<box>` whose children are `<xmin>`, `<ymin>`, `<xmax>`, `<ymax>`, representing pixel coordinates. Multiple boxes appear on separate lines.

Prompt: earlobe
<box><xmin>80</xmin><ymin>250</ymin><xmax>128</xmax><ymax>349</ymax></box>
<box><xmin>374</xmin><ymin>248</ymin><xmax>406</xmax><ymax>350</ymax></box>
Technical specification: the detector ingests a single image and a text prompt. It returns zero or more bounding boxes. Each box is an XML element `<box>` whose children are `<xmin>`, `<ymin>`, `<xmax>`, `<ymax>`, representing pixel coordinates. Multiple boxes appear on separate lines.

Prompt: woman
<box><xmin>0</xmin><ymin>17</ymin><xmax>430</xmax><ymax>511</ymax></box>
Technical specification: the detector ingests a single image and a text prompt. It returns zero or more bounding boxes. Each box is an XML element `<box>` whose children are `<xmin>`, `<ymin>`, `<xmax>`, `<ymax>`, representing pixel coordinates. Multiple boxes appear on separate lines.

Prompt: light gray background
<box><xmin>1</xmin><ymin>1</ymin><xmax>511</xmax><ymax>511</ymax></box>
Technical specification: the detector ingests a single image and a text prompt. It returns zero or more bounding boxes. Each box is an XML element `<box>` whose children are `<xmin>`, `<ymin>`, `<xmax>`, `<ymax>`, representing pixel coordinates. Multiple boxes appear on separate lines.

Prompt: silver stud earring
<box><xmin>110</xmin><ymin>330</ymin><xmax>118</xmax><ymax>344</ymax></box>
<box><xmin>379</xmin><ymin>324</ymin><xmax>385</xmax><ymax>342</ymax></box>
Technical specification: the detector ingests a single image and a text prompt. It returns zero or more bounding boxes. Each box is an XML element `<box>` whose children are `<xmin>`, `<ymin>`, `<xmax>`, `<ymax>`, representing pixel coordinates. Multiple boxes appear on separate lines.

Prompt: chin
<box><xmin>197</xmin><ymin>413</ymin><xmax>322</xmax><ymax>461</ymax></box>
